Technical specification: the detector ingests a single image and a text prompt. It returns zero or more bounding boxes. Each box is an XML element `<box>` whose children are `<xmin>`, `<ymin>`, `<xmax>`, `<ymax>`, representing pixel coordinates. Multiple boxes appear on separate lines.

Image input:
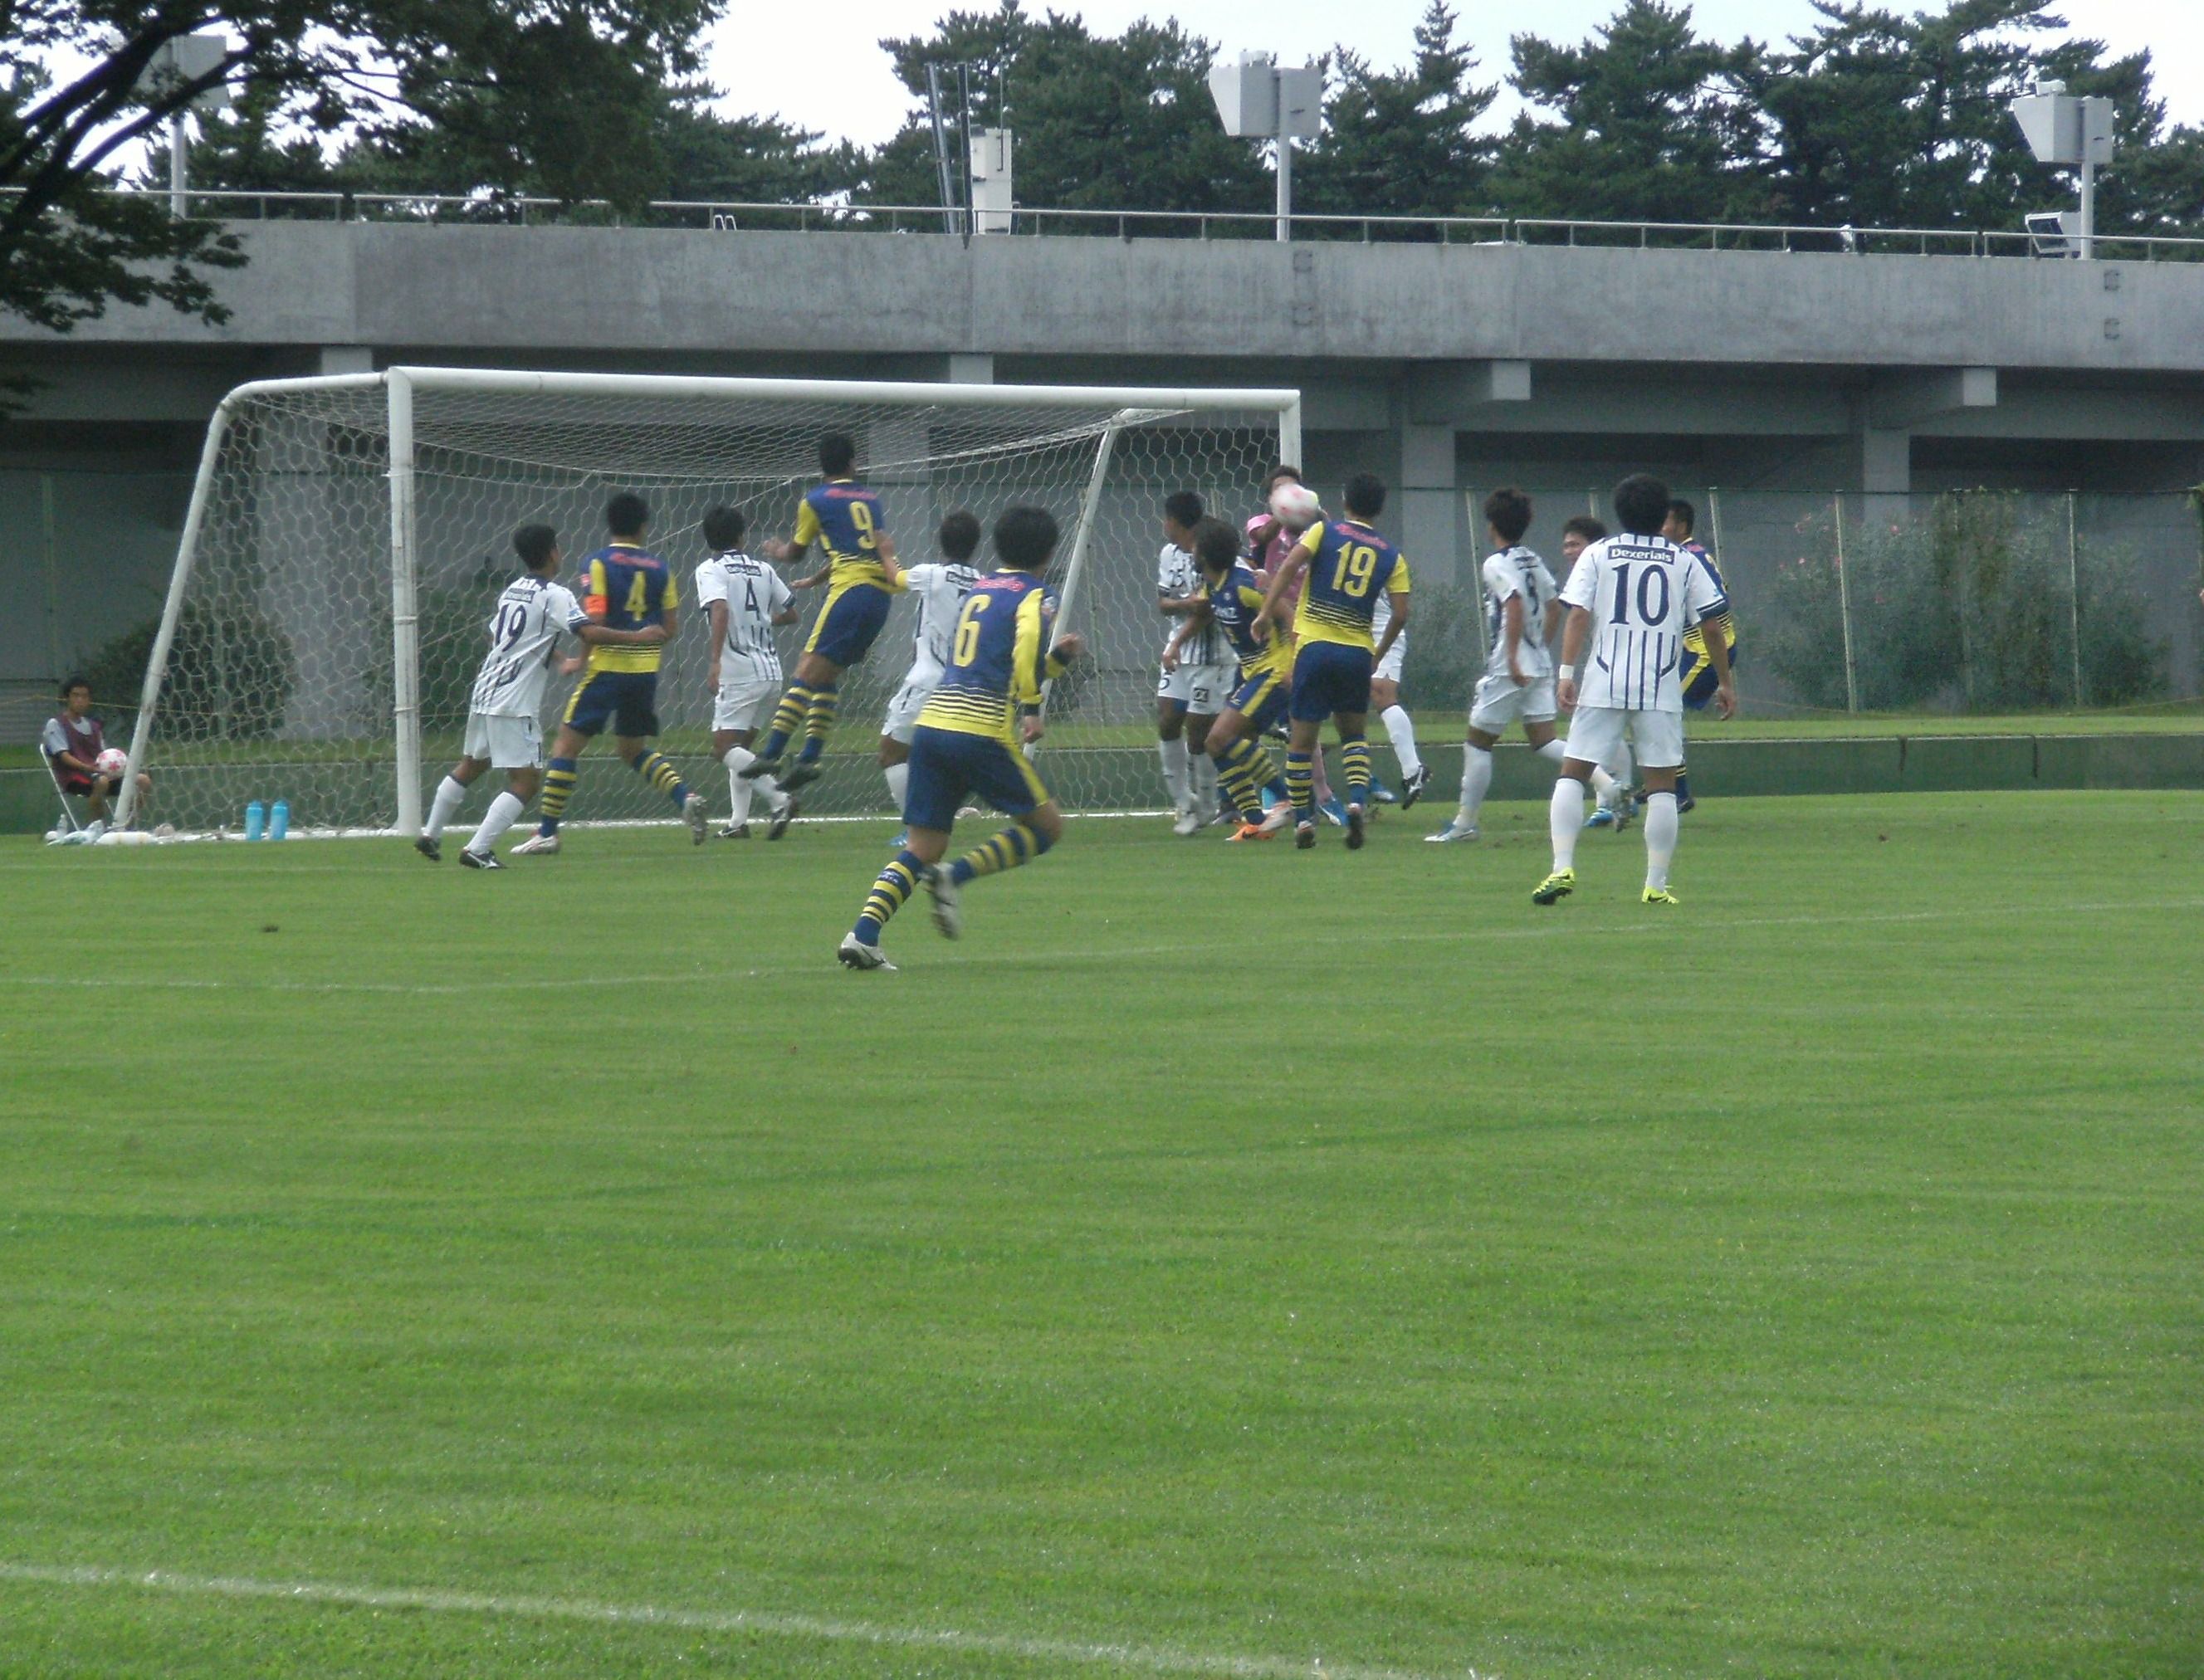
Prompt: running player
<box><xmin>1662</xmin><ymin>496</ymin><xmax>1737</xmax><ymax>814</ymax></box>
<box><xmin>1428</xmin><ymin>491</ymin><xmax>1625</xmax><ymax>844</ymax></box>
<box><xmin>1156</xmin><ymin>491</ymin><xmax>1233</xmax><ymax>835</ymax></box>
<box><xmin>694</xmin><ymin>504</ymin><xmax>800</xmax><ymax>841</ymax></box>
<box><xmin>1255</xmin><ymin>472</ymin><xmax>1410</xmax><ymax>851</ymax></box>
<box><xmin>1163</xmin><ymin>516</ymin><xmax>1293</xmax><ymax>837</ymax></box>
<box><xmin>838</xmin><ymin>505</ymin><xmax>1084</xmax><ymax>971</ymax></box>
<box><xmin>879</xmin><ymin>509</ymin><xmax>984</xmax><ymax>821</ymax></box>
<box><xmin>418</xmin><ymin>524</ymin><xmax>604</xmax><ymax>867</ymax></box>
<box><xmin>746</xmin><ymin>432</ymin><xmax>904</xmax><ymax>792</ymax></box>
<box><xmin>511</xmin><ymin>496</ymin><xmax>706</xmax><ymax>856</ymax></box>
<box><xmin>1532</xmin><ymin>474</ymin><xmax>1736</xmax><ymax>906</ymax></box>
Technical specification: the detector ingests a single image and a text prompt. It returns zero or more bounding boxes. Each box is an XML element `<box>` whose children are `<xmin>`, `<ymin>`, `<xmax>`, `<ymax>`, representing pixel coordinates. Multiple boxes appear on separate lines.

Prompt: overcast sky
<box><xmin>706</xmin><ymin>0</ymin><xmax>2202</xmax><ymax>149</ymax></box>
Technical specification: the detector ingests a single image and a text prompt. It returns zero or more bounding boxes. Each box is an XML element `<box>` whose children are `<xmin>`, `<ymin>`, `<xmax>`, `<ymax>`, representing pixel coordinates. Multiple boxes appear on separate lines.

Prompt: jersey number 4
<box><xmin>951</xmin><ymin>593</ymin><xmax>991</xmax><ymax>666</ymax></box>
<box><xmin>624</xmin><ymin>571</ymin><xmax>655</xmax><ymax>622</ymax></box>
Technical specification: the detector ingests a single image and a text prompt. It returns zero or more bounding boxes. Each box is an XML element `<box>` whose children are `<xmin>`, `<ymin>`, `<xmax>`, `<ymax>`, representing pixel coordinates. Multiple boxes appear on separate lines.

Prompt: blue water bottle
<box><xmin>243</xmin><ymin>800</ymin><xmax>265</xmax><ymax>841</ymax></box>
<box><xmin>268</xmin><ymin>800</ymin><xmax>290</xmax><ymax>842</ymax></box>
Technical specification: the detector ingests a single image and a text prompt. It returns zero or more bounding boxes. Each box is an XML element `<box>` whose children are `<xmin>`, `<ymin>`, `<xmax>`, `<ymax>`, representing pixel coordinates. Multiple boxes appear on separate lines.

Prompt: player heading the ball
<box><xmin>746</xmin><ymin>432</ymin><xmax>903</xmax><ymax>794</ymax></box>
<box><xmin>838</xmin><ymin>505</ymin><xmax>1084</xmax><ymax>972</ymax></box>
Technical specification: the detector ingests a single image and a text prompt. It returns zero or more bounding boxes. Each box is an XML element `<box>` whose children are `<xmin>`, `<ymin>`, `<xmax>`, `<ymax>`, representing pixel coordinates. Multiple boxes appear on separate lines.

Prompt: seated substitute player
<box><xmin>511</xmin><ymin>492</ymin><xmax>707</xmax><ymax>855</ymax></box>
<box><xmin>420</xmin><ymin>524</ymin><xmax>589</xmax><ymax>867</ymax></box>
<box><xmin>694</xmin><ymin>504</ymin><xmax>799</xmax><ymax>841</ymax></box>
<box><xmin>1532</xmin><ymin>474</ymin><xmax>1736</xmax><ymax>907</ymax></box>
<box><xmin>1254</xmin><ymin>472</ymin><xmax>1410</xmax><ymax>852</ymax></box>
<box><xmin>838</xmin><ymin>505</ymin><xmax>1085</xmax><ymax>972</ymax></box>
<box><xmin>745</xmin><ymin>432</ymin><xmax>903</xmax><ymax>793</ymax></box>
<box><xmin>1155</xmin><ymin>491</ymin><xmax>1233</xmax><ymax>835</ymax></box>
<box><xmin>879</xmin><ymin>509</ymin><xmax>984</xmax><ymax>823</ymax></box>
<box><xmin>1661</xmin><ymin>496</ymin><xmax>1738</xmax><ymax>815</ymax></box>
<box><xmin>1429</xmin><ymin>490</ymin><xmax>1626</xmax><ymax>843</ymax></box>
<box><xmin>1163</xmin><ymin>516</ymin><xmax>1294</xmax><ymax>838</ymax></box>
<box><xmin>44</xmin><ymin>675</ymin><xmax>150</xmax><ymax>831</ymax></box>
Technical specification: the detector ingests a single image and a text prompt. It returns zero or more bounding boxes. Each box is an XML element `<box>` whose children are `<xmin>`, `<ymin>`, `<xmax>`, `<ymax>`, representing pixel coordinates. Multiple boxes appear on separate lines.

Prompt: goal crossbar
<box><xmin>117</xmin><ymin>369</ymin><xmax>1302</xmax><ymax>833</ymax></box>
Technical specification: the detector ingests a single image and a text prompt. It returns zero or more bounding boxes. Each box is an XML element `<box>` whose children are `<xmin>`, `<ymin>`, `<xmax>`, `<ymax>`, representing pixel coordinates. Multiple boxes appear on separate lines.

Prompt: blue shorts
<box><xmin>562</xmin><ymin>669</ymin><xmax>659</xmax><ymax>738</ymax></box>
<box><xmin>804</xmin><ymin>580</ymin><xmax>893</xmax><ymax>668</ymax></box>
<box><xmin>1680</xmin><ymin>642</ymin><xmax>1738</xmax><ymax>711</ymax></box>
<box><xmin>903</xmin><ymin>725</ymin><xmax>1052</xmax><ymax>833</ymax></box>
<box><xmin>1288</xmin><ymin>641</ymin><xmax>1373</xmax><ymax>723</ymax></box>
<box><xmin>1229</xmin><ymin>667</ymin><xmax>1290</xmax><ymax>735</ymax></box>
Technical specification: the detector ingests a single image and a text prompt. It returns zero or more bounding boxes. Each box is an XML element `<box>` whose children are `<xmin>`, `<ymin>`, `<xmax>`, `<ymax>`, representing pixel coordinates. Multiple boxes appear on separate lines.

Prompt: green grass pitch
<box><xmin>2</xmin><ymin>792</ymin><xmax>2199</xmax><ymax>1678</ymax></box>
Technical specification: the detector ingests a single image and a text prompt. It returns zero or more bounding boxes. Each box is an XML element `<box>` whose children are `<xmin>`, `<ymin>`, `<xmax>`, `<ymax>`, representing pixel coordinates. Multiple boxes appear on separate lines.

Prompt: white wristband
<box><xmin>1558</xmin><ymin>664</ymin><xmax>1578</xmax><ymax>681</ymax></box>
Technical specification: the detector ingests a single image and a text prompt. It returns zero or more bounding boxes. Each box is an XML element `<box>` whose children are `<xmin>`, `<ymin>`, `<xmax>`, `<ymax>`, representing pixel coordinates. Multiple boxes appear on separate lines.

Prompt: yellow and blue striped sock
<box><xmin>636</xmin><ymin>750</ymin><xmax>690</xmax><ymax>811</ymax></box>
<box><xmin>948</xmin><ymin>819</ymin><xmax>1052</xmax><ymax>886</ymax></box>
<box><xmin>798</xmin><ymin>684</ymin><xmax>838</xmax><ymax>765</ymax></box>
<box><xmin>1215</xmin><ymin>738</ymin><xmax>1268</xmax><ymax>821</ymax></box>
<box><xmin>1340</xmin><ymin>735</ymin><xmax>1371</xmax><ymax>808</ymax></box>
<box><xmin>755</xmin><ymin>684</ymin><xmax>812</xmax><ymax>763</ymax></box>
<box><xmin>536</xmin><ymin>755</ymin><xmax>578</xmax><ymax>835</ymax></box>
<box><xmin>853</xmin><ymin>849</ymin><xmax>921</xmax><ymax>945</ymax></box>
<box><xmin>1285</xmin><ymin>751</ymin><xmax>1315</xmax><ymax>824</ymax></box>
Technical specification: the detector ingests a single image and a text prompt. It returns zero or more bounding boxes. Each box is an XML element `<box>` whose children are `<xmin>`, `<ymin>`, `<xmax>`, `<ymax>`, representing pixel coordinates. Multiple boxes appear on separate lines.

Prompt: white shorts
<box><xmin>1563</xmin><ymin>705</ymin><xmax>1684</xmax><ymax>771</ymax></box>
<box><xmin>882</xmin><ymin>668</ymin><xmax>941</xmax><ymax>745</ymax></box>
<box><xmin>1469</xmin><ymin>672</ymin><xmax>1557</xmax><ymax>736</ymax></box>
<box><xmin>463</xmin><ymin>711</ymin><xmax>542</xmax><ymax>770</ymax></box>
<box><xmin>1158</xmin><ymin>661</ymin><xmax>1235</xmax><ymax>715</ymax></box>
<box><xmin>712</xmin><ymin>676</ymin><xmax>779</xmax><ymax>735</ymax></box>
<box><xmin>1373</xmin><ymin>635</ymin><xmax>1406</xmax><ymax>685</ymax></box>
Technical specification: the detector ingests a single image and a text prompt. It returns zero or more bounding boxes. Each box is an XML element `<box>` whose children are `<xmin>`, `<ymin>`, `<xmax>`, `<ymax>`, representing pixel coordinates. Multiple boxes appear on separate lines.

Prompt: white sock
<box><xmin>425</xmin><ymin>774</ymin><xmax>467</xmax><ymax>839</ymax></box>
<box><xmin>1549</xmin><ymin>777</ymin><xmax>1585</xmax><ymax>872</ymax></box>
<box><xmin>1380</xmin><ymin>705</ymin><xmax>1422</xmax><ymax>776</ymax></box>
<box><xmin>1590</xmin><ymin>764</ymin><xmax>1619</xmax><ymax>803</ymax></box>
<box><xmin>1535</xmin><ymin>738</ymin><xmax>1567</xmax><ymax>764</ymax></box>
<box><xmin>1644</xmin><ymin>790</ymin><xmax>1679</xmax><ymax>890</ymax></box>
<box><xmin>467</xmin><ymin>790</ymin><xmax>525</xmax><ymax>855</ymax></box>
<box><xmin>1189</xmin><ymin>750</ymin><xmax>1219</xmax><ymax>817</ymax></box>
<box><xmin>884</xmin><ymin>759</ymin><xmax>909</xmax><ymax>813</ymax></box>
<box><xmin>1459</xmin><ymin>744</ymin><xmax>1493</xmax><ymax>826</ymax></box>
<box><xmin>1158</xmin><ymin>737</ymin><xmax>1191</xmax><ymax>808</ymax></box>
<box><xmin>721</xmin><ymin>745</ymin><xmax>757</xmax><ymax>828</ymax></box>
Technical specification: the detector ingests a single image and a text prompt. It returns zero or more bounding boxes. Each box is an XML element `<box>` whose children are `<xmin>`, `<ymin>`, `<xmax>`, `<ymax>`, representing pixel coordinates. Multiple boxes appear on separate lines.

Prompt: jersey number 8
<box><xmin>1332</xmin><ymin>545</ymin><xmax>1378</xmax><ymax>598</ymax></box>
<box><xmin>952</xmin><ymin>593</ymin><xmax>990</xmax><ymax>665</ymax></box>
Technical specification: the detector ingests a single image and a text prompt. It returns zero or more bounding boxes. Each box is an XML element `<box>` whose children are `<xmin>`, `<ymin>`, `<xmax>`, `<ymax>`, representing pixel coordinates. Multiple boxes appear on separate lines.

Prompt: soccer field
<box><xmin>4</xmin><ymin>793</ymin><xmax>2199</xmax><ymax>1678</ymax></box>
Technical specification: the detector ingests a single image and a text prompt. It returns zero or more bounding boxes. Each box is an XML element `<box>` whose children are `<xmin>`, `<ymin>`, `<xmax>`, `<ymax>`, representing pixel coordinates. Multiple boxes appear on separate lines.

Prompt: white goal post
<box><xmin>117</xmin><ymin>368</ymin><xmax>1302</xmax><ymax>834</ymax></box>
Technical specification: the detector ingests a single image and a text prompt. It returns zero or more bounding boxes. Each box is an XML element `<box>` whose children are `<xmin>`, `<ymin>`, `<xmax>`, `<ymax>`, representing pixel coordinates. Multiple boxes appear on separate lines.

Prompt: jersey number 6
<box><xmin>952</xmin><ymin>593</ymin><xmax>991</xmax><ymax>665</ymax></box>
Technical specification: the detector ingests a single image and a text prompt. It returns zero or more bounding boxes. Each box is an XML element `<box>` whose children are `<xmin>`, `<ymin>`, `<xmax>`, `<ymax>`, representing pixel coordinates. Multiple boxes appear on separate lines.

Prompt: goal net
<box><xmin>119</xmin><ymin>369</ymin><xmax>1300</xmax><ymax>834</ymax></box>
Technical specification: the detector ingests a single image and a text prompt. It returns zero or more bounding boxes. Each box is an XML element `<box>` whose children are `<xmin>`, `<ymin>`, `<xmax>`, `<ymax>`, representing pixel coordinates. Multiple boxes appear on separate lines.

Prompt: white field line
<box><xmin>0</xmin><ymin>1560</ymin><xmax>1476</xmax><ymax>1680</ymax></box>
<box><xmin>7</xmin><ymin>895</ymin><xmax>2202</xmax><ymax>997</ymax></box>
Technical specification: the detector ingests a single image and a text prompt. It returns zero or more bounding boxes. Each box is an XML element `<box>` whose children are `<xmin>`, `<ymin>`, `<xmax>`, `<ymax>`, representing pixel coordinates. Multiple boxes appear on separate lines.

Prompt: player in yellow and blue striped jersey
<box><xmin>1662</xmin><ymin>497</ymin><xmax>1737</xmax><ymax>814</ymax></box>
<box><xmin>838</xmin><ymin>505</ymin><xmax>1085</xmax><ymax>972</ymax></box>
<box><xmin>1161</xmin><ymin>516</ymin><xmax>1294</xmax><ymax>837</ymax></box>
<box><xmin>747</xmin><ymin>433</ymin><xmax>903</xmax><ymax>794</ymax></box>
<box><xmin>1254</xmin><ymin>474</ymin><xmax>1411</xmax><ymax>852</ymax></box>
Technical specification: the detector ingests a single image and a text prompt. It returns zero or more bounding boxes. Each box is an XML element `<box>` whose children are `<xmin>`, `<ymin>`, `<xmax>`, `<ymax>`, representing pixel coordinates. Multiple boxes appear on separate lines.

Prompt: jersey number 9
<box><xmin>952</xmin><ymin>593</ymin><xmax>990</xmax><ymax>665</ymax></box>
<box><xmin>1332</xmin><ymin>545</ymin><xmax>1378</xmax><ymax>598</ymax></box>
<box><xmin>850</xmin><ymin>500</ymin><xmax>878</xmax><ymax>552</ymax></box>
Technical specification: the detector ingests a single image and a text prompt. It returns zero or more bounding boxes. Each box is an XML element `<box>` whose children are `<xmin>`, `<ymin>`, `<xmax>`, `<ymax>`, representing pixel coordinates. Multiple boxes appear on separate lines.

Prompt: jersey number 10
<box><xmin>1608</xmin><ymin>562</ymin><xmax>1671</xmax><ymax>627</ymax></box>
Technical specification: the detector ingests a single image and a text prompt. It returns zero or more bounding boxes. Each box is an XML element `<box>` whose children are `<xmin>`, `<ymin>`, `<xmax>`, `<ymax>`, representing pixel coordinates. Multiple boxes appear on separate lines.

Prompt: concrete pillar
<box><xmin>320</xmin><ymin>345</ymin><xmax>374</xmax><ymax>376</ymax></box>
<box><xmin>1859</xmin><ymin>427</ymin><xmax>1911</xmax><ymax>495</ymax></box>
<box><xmin>1398</xmin><ymin>422</ymin><xmax>1461</xmax><ymax>581</ymax></box>
<box><xmin>946</xmin><ymin>353</ymin><xmax>994</xmax><ymax>384</ymax></box>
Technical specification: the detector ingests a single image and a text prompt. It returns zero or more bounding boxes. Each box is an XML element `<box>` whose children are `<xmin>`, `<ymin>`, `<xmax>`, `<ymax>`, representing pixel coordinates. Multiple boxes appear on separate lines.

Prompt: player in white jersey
<box><xmin>1533</xmin><ymin>475</ymin><xmax>1735</xmax><ymax>906</ymax></box>
<box><xmin>1429</xmin><ymin>491</ymin><xmax>1626</xmax><ymax>844</ymax></box>
<box><xmin>695</xmin><ymin>504</ymin><xmax>801</xmax><ymax>840</ymax></box>
<box><xmin>1366</xmin><ymin>590</ymin><xmax>1426</xmax><ymax>808</ymax></box>
<box><xmin>1155</xmin><ymin>491</ymin><xmax>1234</xmax><ymax>834</ymax></box>
<box><xmin>879</xmin><ymin>510</ymin><xmax>983</xmax><ymax>820</ymax></box>
<box><xmin>1561</xmin><ymin>515</ymin><xmax>1639</xmax><ymax>829</ymax></box>
<box><xmin>415</xmin><ymin>523</ymin><xmax>657</xmax><ymax>868</ymax></box>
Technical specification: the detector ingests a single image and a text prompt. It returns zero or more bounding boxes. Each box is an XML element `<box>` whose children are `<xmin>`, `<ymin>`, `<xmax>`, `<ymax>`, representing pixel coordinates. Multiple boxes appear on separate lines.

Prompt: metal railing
<box><xmin>12</xmin><ymin>186</ymin><xmax>2204</xmax><ymax>259</ymax></box>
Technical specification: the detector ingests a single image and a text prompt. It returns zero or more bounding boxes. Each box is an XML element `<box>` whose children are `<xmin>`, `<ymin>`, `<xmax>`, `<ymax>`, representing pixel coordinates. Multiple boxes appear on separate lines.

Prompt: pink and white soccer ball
<box><xmin>1268</xmin><ymin>481</ymin><xmax>1322</xmax><ymax>530</ymax></box>
<box><xmin>94</xmin><ymin>748</ymin><xmax>129</xmax><ymax>779</ymax></box>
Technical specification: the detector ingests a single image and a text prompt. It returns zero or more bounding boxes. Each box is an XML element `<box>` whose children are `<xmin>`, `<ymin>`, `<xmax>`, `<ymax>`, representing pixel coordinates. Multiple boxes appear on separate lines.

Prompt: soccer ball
<box><xmin>95</xmin><ymin>748</ymin><xmax>129</xmax><ymax>779</ymax></box>
<box><xmin>1269</xmin><ymin>482</ymin><xmax>1322</xmax><ymax>530</ymax></box>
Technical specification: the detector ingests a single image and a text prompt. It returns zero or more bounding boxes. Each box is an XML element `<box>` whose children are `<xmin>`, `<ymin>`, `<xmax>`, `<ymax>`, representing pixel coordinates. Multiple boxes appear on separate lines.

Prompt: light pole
<box><xmin>1207</xmin><ymin>51</ymin><xmax>1322</xmax><ymax>242</ymax></box>
<box><xmin>137</xmin><ymin>33</ymin><xmax>231</xmax><ymax>218</ymax></box>
<box><xmin>2010</xmin><ymin>81</ymin><xmax>2115</xmax><ymax>260</ymax></box>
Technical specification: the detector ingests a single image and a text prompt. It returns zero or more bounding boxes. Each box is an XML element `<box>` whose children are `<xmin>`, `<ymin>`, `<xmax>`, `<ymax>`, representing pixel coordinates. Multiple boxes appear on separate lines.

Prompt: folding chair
<box><xmin>42</xmin><ymin>753</ymin><xmax>101</xmax><ymax>843</ymax></box>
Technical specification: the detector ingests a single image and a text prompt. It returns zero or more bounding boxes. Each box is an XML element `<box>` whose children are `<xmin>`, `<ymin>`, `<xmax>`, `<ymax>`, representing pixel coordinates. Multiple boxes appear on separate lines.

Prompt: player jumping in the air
<box><xmin>1661</xmin><ymin>496</ymin><xmax>1738</xmax><ymax>815</ymax></box>
<box><xmin>745</xmin><ymin>433</ymin><xmax>902</xmax><ymax>794</ymax></box>
<box><xmin>1164</xmin><ymin>516</ymin><xmax>1294</xmax><ymax>837</ymax></box>
<box><xmin>1156</xmin><ymin>491</ymin><xmax>1233</xmax><ymax>835</ymax></box>
<box><xmin>694</xmin><ymin>505</ymin><xmax>800</xmax><ymax>841</ymax></box>
<box><xmin>1429</xmin><ymin>491</ymin><xmax>1626</xmax><ymax>844</ymax></box>
<box><xmin>510</xmin><ymin>496</ymin><xmax>707</xmax><ymax>857</ymax></box>
<box><xmin>879</xmin><ymin>510</ymin><xmax>984</xmax><ymax>826</ymax></box>
<box><xmin>1532</xmin><ymin>475</ymin><xmax>1736</xmax><ymax>906</ymax></box>
<box><xmin>1254</xmin><ymin>472</ymin><xmax>1410</xmax><ymax>852</ymax></box>
<box><xmin>838</xmin><ymin>505</ymin><xmax>1084</xmax><ymax>971</ymax></box>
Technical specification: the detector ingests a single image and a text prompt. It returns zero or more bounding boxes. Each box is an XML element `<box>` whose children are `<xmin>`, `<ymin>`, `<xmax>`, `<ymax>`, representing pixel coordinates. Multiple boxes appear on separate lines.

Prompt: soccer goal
<box><xmin>117</xmin><ymin>368</ymin><xmax>1301</xmax><ymax>834</ymax></box>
